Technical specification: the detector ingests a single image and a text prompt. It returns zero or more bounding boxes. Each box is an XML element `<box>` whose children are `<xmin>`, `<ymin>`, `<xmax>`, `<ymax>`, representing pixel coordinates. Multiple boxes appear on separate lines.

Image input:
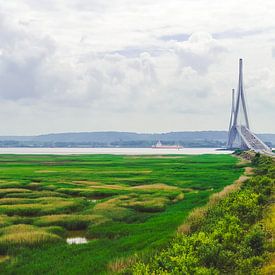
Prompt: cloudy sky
<box><xmin>0</xmin><ymin>0</ymin><xmax>275</xmax><ymax>135</ymax></box>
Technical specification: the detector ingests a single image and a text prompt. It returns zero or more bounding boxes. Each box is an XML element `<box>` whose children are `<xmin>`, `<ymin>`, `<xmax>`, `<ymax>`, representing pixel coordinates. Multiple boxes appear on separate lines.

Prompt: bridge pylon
<box><xmin>227</xmin><ymin>59</ymin><xmax>273</xmax><ymax>154</ymax></box>
<box><xmin>227</xmin><ymin>59</ymin><xmax>249</xmax><ymax>149</ymax></box>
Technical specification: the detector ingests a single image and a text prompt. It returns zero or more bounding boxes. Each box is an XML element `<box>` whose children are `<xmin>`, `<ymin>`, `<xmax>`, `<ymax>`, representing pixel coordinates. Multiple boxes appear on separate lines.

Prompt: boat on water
<box><xmin>152</xmin><ymin>141</ymin><xmax>183</xmax><ymax>149</ymax></box>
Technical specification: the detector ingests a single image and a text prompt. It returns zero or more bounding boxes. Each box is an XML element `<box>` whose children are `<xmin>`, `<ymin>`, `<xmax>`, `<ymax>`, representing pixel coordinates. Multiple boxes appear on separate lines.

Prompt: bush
<box><xmin>245</xmin><ymin>225</ymin><xmax>266</xmax><ymax>256</ymax></box>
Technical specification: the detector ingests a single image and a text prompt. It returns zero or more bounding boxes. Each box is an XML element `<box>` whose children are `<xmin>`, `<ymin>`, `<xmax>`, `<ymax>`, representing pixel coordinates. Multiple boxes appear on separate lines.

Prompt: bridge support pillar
<box><xmin>227</xmin><ymin>59</ymin><xmax>271</xmax><ymax>154</ymax></box>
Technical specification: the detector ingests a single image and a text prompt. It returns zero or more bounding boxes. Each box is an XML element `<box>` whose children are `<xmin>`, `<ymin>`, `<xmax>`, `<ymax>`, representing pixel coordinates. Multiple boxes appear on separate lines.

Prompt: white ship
<box><xmin>152</xmin><ymin>141</ymin><xmax>183</xmax><ymax>149</ymax></box>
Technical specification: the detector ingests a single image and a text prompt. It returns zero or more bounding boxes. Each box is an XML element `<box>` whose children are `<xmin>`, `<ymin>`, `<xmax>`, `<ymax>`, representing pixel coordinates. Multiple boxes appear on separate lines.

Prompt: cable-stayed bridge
<box><xmin>227</xmin><ymin>59</ymin><xmax>274</xmax><ymax>156</ymax></box>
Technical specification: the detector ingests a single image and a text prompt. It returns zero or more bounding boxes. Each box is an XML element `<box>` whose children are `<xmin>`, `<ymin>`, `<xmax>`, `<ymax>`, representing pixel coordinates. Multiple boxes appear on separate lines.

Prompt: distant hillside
<box><xmin>0</xmin><ymin>131</ymin><xmax>274</xmax><ymax>148</ymax></box>
<box><xmin>0</xmin><ymin>131</ymin><xmax>229</xmax><ymax>142</ymax></box>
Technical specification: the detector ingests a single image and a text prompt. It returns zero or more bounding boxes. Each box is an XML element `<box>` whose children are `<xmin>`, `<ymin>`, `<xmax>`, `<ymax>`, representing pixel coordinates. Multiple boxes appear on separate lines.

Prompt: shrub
<box><xmin>245</xmin><ymin>225</ymin><xmax>266</xmax><ymax>256</ymax></box>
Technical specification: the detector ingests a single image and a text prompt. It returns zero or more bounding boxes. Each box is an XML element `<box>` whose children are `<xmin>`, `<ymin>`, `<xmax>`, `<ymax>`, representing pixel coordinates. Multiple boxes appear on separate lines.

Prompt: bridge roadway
<box><xmin>236</xmin><ymin>126</ymin><xmax>275</xmax><ymax>156</ymax></box>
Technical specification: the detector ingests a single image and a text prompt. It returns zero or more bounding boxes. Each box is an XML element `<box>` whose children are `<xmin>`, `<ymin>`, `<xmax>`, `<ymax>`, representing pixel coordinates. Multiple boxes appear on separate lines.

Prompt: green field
<box><xmin>0</xmin><ymin>154</ymin><xmax>243</xmax><ymax>274</ymax></box>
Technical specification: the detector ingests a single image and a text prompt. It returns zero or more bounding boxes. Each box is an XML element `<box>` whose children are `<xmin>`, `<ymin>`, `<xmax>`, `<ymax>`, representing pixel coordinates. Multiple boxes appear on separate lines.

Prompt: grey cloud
<box><xmin>160</xmin><ymin>33</ymin><xmax>190</xmax><ymax>42</ymax></box>
<box><xmin>172</xmin><ymin>32</ymin><xmax>227</xmax><ymax>74</ymax></box>
<box><xmin>0</xmin><ymin>13</ymin><xmax>56</xmax><ymax>101</ymax></box>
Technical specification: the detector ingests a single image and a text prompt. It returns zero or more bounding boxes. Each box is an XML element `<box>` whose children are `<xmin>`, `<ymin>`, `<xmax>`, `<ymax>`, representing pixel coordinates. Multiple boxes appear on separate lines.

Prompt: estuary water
<box><xmin>0</xmin><ymin>147</ymin><xmax>233</xmax><ymax>155</ymax></box>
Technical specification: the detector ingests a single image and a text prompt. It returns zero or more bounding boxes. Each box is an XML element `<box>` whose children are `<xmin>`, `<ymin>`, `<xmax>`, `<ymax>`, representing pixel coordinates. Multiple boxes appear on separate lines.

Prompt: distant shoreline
<box><xmin>0</xmin><ymin>147</ymin><xmax>234</xmax><ymax>155</ymax></box>
<box><xmin>0</xmin><ymin>131</ymin><xmax>273</xmax><ymax>148</ymax></box>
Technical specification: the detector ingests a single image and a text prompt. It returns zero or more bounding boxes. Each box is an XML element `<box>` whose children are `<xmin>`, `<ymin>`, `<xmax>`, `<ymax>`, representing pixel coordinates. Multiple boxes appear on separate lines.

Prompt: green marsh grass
<box><xmin>0</xmin><ymin>199</ymin><xmax>85</xmax><ymax>216</ymax></box>
<box><xmin>0</xmin><ymin>154</ymin><xmax>243</xmax><ymax>274</ymax></box>
<box><xmin>34</xmin><ymin>214</ymin><xmax>108</xmax><ymax>230</ymax></box>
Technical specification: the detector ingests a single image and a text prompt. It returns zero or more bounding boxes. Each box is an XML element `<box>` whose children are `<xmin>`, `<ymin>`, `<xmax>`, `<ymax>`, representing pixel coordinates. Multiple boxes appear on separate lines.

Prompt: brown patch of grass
<box><xmin>94</xmin><ymin>170</ymin><xmax>152</xmax><ymax>174</ymax></box>
<box><xmin>244</xmin><ymin>167</ymin><xmax>254</xmax><ymax>176</ymax></box>
<box><xmin>117</xmin><ymin>193</ymin><xmax>170</xmax><ymax>213</ymax></box>
<box><xmin>173</xmin><ymin>193</ymin><xmax>184</xmax><ymax>202</ymax></box>
<box><xmin>261</xmin><ymin>253</ymin><xmax>275</xmax><ymax>275</ymax></box>
<box><xmin>35</xmin><ymin>170</ymin><xmax>57</xmax><ymax>173</ymax></box>
<box><xmin>0</xmin><ymin>255</ymin><xmax>10</xmax><ymax>263</ymax></box>
<box><xmin>237</xmin><ymin>157</ymin><xmax>251</xmax><ymax>165</ymax></box>
<box><xmin>94</xmin><ymin>191</ymin><xmax>180</xmax><ymax>215</ymax></box>
<box><xmin>178</xmin><ymin>203</ymin><xmax>214</xmax><ymax>234</ymax></box>
<box><xmin>0</xmin><ymin>224</ymin><xmax>63</xmax><ymax>253</ymax></box>
<box><xmin>108</xmin><ymin>255</ymin><xmax>139</xmax><ymax>274</ymax></box>
<box><xmin>5</xmin><ymin>190</ymin><xmax>67</xmax><ymax>199</ymax></box>
<box><xmin>0</xmin><ymin>188</ymin><xmax>31</xmax><ymax>196</ymax></box>
<box><xmin>235</xmin><ymin>175</ymin><xmax>249</xmax><ymax>184</ymax></box>
<box><xmin>0</xmin><ymin>224</ymin><xmax>41</xmax><ymax>235</ymax></box>
<box><xmin>262</xmin><ymin>204</ymin><xmax>275</xmax><ymax>235</ymax></box>
<box><xmin>131</xmin><ymin>183</ymin><xmax>179</xmax><ymax>191</ymax></box>
<box><xmin>0</xmin><ymin>198</ymin><xmax>30</xmax><ymax>205</ymax></box>
<box><xmin>72</xmin><ymin>181</ymin><xmax>102</xmax><ymax>185</ymax></box>
<box><xmin>125</xmin><ymin>156</ymin><xmax>183</xmax><ymax>159</ymax></box>
<box><xmin>0</xmin><ymin>232</ymin><xmax>61</xmax><ymax>249</ymax></box>
<box><xmin>73</xmin><ymin>182</ymin><xmax>127</xmax><ymax>190</ymax></box>
<box><xmin>0</xmin><ymin>215</ymin><xmax>12</xmax><ymax>228</ymax></box>
<box><xmin>0</xmin><ymin>198</ymin><xmax>84</xmax><ymax>216</ymax></box>
<box><xmin>35</xmin><ymin>214</ymin><xmax>108</xmax><ymax>230</ymax></box>
<box><xmin>93</xmin><ymin>201</ymin><xmax>133</xmax><ymax>220</ymax></box>
<box><xmin>208</xmin><ymin>181</ymin><xmax>243</xmax><ymax>206</ymax></box>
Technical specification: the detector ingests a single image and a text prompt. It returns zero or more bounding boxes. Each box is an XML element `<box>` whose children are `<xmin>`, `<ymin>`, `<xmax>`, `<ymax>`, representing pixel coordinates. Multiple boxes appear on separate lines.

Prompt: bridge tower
<box><xmin>227</xmin><ymin>59</ymin><xmax>249</xmax><ymax>149</ymax></box>
<box><xmin>228</xmin><ymin>88</ymin><xmax>235</xmax><ymax>135</ymax></box>
<box><xmin>227</xmin><ymin>59</ymin><xmax>273</xmax><ymax>155</ymax></box>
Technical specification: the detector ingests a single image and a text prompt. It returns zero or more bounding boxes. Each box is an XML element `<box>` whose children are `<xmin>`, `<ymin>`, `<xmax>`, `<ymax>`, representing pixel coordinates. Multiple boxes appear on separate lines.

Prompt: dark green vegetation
<box><xmin>133</xmin><ymin>154</ymin><xmax>275</xmax><ymax>274</ymax></box>
<box><xmin>0</xmin><ymin>154</ymin><xmax>242</xmax><ymax>274</ymax></box>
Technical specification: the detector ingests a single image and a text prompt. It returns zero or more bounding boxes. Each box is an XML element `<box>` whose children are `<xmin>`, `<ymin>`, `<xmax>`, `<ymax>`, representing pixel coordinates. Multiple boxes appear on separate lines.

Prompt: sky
<box><xmin>0</xmin><ymin>0</ymin><xmax>275</xmax><ymax>135</ymax></box>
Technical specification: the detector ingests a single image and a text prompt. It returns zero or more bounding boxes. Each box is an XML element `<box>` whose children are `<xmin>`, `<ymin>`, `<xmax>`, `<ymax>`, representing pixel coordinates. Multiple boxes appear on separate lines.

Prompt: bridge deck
<box><xmin>236</xmin><ymin>126</ymin><xmax>274</xmax><ymax>156</ymax></box>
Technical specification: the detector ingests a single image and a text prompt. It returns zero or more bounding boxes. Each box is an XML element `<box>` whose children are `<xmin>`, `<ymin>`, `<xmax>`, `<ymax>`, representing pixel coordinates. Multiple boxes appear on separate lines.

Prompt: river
<box><xmin>0</xmin><ymin>147</ymin><xmax>233</xmax><ymax>155</ymax></box>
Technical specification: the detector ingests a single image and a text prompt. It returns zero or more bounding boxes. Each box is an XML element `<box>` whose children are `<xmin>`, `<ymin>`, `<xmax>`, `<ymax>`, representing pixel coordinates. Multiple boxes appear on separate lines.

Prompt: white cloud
<box><xmin>0</xmin><ymin>0</ymin><xmax>274</xmax><ymax>134</ymax></box>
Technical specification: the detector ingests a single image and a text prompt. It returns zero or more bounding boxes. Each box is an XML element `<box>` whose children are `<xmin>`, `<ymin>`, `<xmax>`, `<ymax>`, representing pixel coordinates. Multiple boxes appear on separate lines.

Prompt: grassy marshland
<box><xmin>0</xmin><ymin>154</ymin><xmax>243</xmax><ymax>274</ymax></box>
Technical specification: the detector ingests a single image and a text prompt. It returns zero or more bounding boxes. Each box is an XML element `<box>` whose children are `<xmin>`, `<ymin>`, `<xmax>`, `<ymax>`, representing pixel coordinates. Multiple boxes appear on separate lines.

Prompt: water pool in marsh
<box><xmin>66</xmin><ymin>230</ymin><xmax>88</xmax><ymax>245</ymax></box>
<box><xmin>66</xmin><ymin>237</ymin><xmax>88</xmax><ymax>245</ymax></box>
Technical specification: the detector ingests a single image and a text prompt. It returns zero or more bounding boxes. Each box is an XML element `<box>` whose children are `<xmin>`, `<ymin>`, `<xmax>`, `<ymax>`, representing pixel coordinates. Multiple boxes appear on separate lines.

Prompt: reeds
<box><xmin>108</xmin><ymin>254</ymin><xmax>139</xmax><ymax>273</ymax></box>
<box><xmin>35</xmin><ymin>214</ymin><xmax>107</xmax><ymax>230</ymax></box>
<box><xmin>0</xmin><ymin>224</ymin><xmax>63</xmax><ymax>253</ymax></box>
<box><xmin>0</xmin><ymin>188</ymin><xmax>30</xmax><ymax>198</ymax></box>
